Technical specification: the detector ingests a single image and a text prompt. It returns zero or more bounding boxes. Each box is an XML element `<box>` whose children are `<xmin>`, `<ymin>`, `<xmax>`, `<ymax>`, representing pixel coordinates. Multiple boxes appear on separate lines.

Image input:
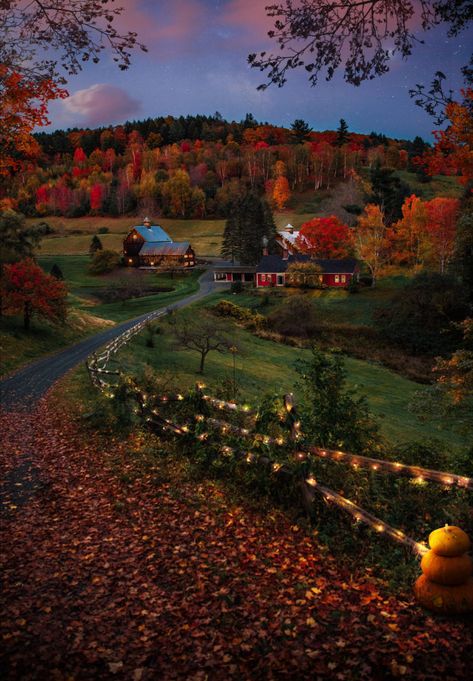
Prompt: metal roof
<box><xmin>256</xmin><ymin>254</ymin><xmax>358</xmax><ymax>273</ymax></box>
<box><xmin>133</xmin><ymin>225</ymin><xmax>173</xmax><ymax>242</ymax></box>
<box><xmin>140</xmin><ymin>242</ymin><xmax>191</xmax><ymax>256</ymax></box>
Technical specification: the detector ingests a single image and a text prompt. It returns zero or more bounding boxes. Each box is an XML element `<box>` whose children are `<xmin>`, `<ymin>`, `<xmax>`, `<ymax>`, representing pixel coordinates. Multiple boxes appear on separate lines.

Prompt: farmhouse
<box><xmin>256</xmin><ymin>255</ymin><xmax>359</xmax><ymax>288</ymax></box>
<box><xmin>213</xmin><ymin>252</ymin><xmax>359</xmax><ymax>289</ymax></box>
<box><xmin>123</xmin><ymin>218</ymin><xmax>196</xmax><ymax>268</ymax></box>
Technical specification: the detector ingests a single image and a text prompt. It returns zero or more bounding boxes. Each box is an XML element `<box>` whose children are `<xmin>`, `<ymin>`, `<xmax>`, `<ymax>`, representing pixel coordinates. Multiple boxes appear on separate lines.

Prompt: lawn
<box><xmin>0</xmin><ymin>309</ymin><xmax>113</xmax><ymax>377</ymax></box>
<box><xmin>115</xmin><ymin>299</ymin><xmax>470</xmax><ymax>453</ymax></box>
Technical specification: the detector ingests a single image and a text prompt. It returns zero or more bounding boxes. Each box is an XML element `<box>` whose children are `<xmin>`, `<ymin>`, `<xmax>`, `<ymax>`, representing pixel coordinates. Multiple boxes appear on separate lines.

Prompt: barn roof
<box><xmin>140</xmin><ymin>242</ymin><xmax>191</xmax><ymax>256</ymax></box>
<box><xmin>133</xmin><ymin>225</ymin><xmax>173</xmax><ymax>242</ymax></box>
<box><xmin>256</xmin><ymin>254</ymin><xmax>358</xmax><ymax>273</ymax></box>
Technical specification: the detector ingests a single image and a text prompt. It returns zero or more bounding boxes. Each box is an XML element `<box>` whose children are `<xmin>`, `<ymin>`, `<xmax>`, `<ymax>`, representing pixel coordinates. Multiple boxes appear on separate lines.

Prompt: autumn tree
<box><xmin>296</xmin><ymin>216</ymin><xmax>353</xmax><ymax>259</ymax></box>
<box><xmin>162</xmin><ymin>170</ymin><xmax>193</xmax><ymax>218</ymax></box>
<box><xmin>453</xmin><ymin>209</ymin><xmax>473</xmax><ymax>302</ymax></box>
<box><xmin>285</xmin><ymin>261</ymin><xmax>324</xmax><ymax>289</ymax></box>
<box><xmin>1</xmin><ymin>258</ymin><xmax>67</xmax><ymax>330</ymax></box>
<box><xmin>425</xmin><ymin>197</ymin><xmax>460</xmax><ymax>273</ymax></box>
<box><xmin>370</xmin><ymin>163</ymin><xmax>411</xmax><ymax>224</ymax></box>
<box><xmin>355</xmin><ymin>204</ymin><xmax>390</xmax><ymax>286</ymax></box>
<box><xmin>0</xmin><ymin>1</ymin><xmax>145</xmax><ymax>175</ymax></box>
<box><xmin>272</xmin><ymin>175</ymin><xmax>291</xmax><ymax>210</ymax></box>
<box><xmin>391</xmin><ymin>194</ymin><xmax>429</xmax><ymax>268</ymax></box>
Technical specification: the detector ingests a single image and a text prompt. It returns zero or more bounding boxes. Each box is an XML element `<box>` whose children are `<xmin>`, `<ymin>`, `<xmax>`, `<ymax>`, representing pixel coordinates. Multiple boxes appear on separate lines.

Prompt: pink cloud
<box><xmin>221</xmin><ymin>0</ymin><xmax>276</xmax><ymax>43</ymax></box>
<box><xmin>63</xmin><ymin>84</ymin><xmax>141</xmax><ymax>126</ymax></box>
<box><xmin>115</xmin><ymin>0</ymin><xmax>207</xmax><ymax>55</ymax></box>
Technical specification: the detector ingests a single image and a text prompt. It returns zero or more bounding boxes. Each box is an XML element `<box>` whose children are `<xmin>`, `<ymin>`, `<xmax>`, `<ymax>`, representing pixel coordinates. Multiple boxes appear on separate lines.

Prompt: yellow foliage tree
<box><xmin>272</xmin><ymin>175</ymin><xmax>291</xmax><ymax>210</ymax></box>
<box><xmin>355</xmin><ymin>204</ymin><xmax>390</xmax><ymax>286</ymax></box>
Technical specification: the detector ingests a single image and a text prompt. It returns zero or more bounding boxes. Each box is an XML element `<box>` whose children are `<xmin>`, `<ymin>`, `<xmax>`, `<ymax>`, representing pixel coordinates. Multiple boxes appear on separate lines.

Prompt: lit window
<box><xmin>341</xmin><ymin>275</ymin><xmax>346</xmax><ymax>283</ymax></box>
<box><xmin>334</xmin><ymin>275</ymin><xmax>340</xmax><ymax>283</ymax></box>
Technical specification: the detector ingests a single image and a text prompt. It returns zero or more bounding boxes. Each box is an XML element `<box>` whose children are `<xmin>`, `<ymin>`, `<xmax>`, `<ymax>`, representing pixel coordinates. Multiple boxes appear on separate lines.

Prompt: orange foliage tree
<box><xmin>0</xmin><ymin>66</ymin><xmax>67</xmax><ymax>175</ymax></box>
<box><xmin>296</xmin><ymin>216</ymin><xmax>353</xmax><ymax>258</ymax></box>
<box><xmin>1</xmin><ymin>258</ymin><xmax>68</xmax><ymax>330</ymax></box>
<box><xmin>416</xmin><ymin>89</ymin><xmax>473</xmax><ymax>185</ymax></box>
<box><xmin>425</xmin><ymin>197</ymin><xmax>460</xmax><ymax>273</ymax></box>
<box><xmin>272</xmin><ymin>175</ymin><xmax>291</xmax><ymax>210</ymax></box>
<box><xmin>355</xmin><ymin>204</ymin><xmax>390</xmax><ymax>286</ymax></box>
<box><xmin>391</xmin><ymin>194</ymin><xmax>429</xmax><ymax>268</ymax></box>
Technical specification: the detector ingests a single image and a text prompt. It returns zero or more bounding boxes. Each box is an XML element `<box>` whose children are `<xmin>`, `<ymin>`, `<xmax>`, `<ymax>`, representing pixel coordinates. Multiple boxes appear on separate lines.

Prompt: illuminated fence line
<box><xmin>303</xmin><ymin>478</ymin><xmax>429</xmax><ymax>556</ymax></box>
<box><xmin>304</xmin><ymin>445</ymin><xmax>473</xmax><ymax>491</ymax></box>
<box><xmin>145</xmin><ymin>410</ymin><xmax>430</xmax><ymax>557</ymax></box>
<box><xmin>85</xmin><ymin>314</ymin><xmax>471</xmax><ymax>562</ymax></box>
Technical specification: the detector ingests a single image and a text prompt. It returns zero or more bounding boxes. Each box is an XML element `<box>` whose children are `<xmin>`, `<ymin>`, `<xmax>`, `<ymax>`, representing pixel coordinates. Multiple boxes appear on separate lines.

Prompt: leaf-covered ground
<box><xmin>1</xmin><ymin>393</ymin><xmax>472</xmax><ymax>680</ymax></box>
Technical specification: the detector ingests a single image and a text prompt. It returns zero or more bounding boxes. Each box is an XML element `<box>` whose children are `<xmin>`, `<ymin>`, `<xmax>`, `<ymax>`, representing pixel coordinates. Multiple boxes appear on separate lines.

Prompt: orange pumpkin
<box><xmin>428</xmin><ymin>525</ymin><xmax>471</xmax><ymax>557</ymax></box>
<box><xmin>414</xmin><ymin>575</ymin><xmax>473</xmax><ymax>614</ymax></box>
<box><xmin>421</xmin><ymin>550</ymin><xmax>472</xmax><ymax>586</ymax></box>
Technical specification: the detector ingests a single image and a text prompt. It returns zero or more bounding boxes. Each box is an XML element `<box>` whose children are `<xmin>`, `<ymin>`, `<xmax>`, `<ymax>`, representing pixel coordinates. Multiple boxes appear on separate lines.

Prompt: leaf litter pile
<box><xmin>1</xmin><ymin>392</ymin><xmax>472</xmax><ymax>680</ymax></box>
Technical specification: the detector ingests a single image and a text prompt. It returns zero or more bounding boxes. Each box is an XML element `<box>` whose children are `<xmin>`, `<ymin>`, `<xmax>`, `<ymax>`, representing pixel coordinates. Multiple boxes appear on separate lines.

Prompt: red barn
<box><xmin>123</xmin><ymin>218</ymin><xmax>195</xmax><ymax>268</ymax></box>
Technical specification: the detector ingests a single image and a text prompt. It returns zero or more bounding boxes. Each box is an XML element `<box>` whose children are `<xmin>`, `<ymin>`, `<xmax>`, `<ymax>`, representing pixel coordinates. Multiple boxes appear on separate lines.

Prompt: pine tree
<box><xmin>221</xmin><ymin>193</ymin><xmax>276</xmax><ymax>265</ymax></box>
<box><xmin>50</xmin><ymin>263</ymin><xmax>64</xmax><ymax>280</ymax></box>
<box><xmin>336</xmin><ymin>118</ymin><xmax>349</xmax><ymax>146</ymax></box>
<box><xmin>290</xmin><ymin>119</ymin><xmax>312</xmax><ymax>143</ymax></box>
<box><xmin>89</xmin><ymin>235</ymin><xmax>103</xmax><ymax>255</ymax></box>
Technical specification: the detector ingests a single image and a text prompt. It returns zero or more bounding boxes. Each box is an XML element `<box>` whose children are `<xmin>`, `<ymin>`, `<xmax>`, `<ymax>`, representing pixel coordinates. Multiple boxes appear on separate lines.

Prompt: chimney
<box><xmin>262</xmin><ymin>235</ymin><xmax>269</xmax><ymax>256</ymax></box>
<box><xmin>143</xmin><ymin>216</ymin><xmax>151</xmax><ymax>228</ymax></box>
<box><xmin>286</xmin><ymin>223</ymin><xmax>294</xmax><ymax>234</ymax></box>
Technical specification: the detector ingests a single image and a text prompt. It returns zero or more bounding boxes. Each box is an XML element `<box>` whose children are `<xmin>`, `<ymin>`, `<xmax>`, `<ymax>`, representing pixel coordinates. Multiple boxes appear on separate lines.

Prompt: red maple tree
<box><xmin>1</xmin><ymin>258</ymin><xmax>68</xmax><ymax>330</ymax></box>
<box><xmin>425</xmin><ymin>197</ymin><xmax>460</xmax><ymax>273</ymax></box>
<box><xmin>296</xmin><ymin>216</ymin><xmax>353</xmax><ymax>258</ymax></box>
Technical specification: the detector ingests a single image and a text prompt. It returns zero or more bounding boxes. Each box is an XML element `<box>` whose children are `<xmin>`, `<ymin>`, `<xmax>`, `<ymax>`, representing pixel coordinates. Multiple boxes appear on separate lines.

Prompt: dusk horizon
<box><xmin>41</xmin><ymin>0</ymin><xmax>473</xmax><ymax>141</ymax></box>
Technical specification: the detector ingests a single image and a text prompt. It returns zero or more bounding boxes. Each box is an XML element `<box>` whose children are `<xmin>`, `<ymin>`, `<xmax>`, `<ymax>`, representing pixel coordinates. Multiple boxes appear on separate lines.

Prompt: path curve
<box><xmin>0</xmin><ymin>268</ymin><xmax>219</xmax><ymax>411</ymax></box>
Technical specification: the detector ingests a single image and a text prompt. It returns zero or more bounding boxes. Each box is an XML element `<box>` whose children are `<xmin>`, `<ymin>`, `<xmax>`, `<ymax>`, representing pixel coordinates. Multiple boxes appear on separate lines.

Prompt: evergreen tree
<box><xmin>89</xmin><ymin>235</ymin><xmax>103</xmax><ymax>255</ymax></box>
<box><xmin>370</xmin><ymin>163</ymin><xmax>411</xmax><ymax>224</ymax></box>
<box><xmin>221</xmin><ymin>193</ymin><xmax>276</xmax><ymax>265</ymax></box>
<box><xmin>336</xmin><ymin>118</ymin><xmax>349</xmax><ymax>146</ymax></box>
<box><xmin>290</xmin><ymin>119</ymin><xmax>312</xmax><ymax>143</ymax></box>
<box><xmin>453</xmin><ymin>208</ymin><xmax>473</xmax><ymax>303</ymax></box>
<box><xmin>50</xmin><ymin>263</ymin><xmax>64</xmax><ymax>280</ymax></box>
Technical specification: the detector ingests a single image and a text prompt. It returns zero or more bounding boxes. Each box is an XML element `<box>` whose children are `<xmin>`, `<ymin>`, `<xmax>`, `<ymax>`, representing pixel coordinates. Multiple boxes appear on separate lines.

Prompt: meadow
<box><xmin>115</xmin><ymin>295</ymin><xmax>471</xmax><ymax>453</ymax></box>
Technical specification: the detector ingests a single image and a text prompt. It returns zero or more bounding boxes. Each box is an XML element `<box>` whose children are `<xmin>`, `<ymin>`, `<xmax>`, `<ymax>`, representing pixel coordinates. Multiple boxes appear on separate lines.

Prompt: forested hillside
<box><xmin>1</xmin><ymin>113</ymin><xmax>448</xmax><ymax>220</ymax></box>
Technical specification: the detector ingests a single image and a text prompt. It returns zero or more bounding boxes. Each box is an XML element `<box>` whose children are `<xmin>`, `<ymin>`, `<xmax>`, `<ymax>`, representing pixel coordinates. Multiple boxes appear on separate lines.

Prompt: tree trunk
<box><xmin>24</xmin><ymin>301</ymin><xmax>31</xmax><ymax>331</ymax></box>
<box><xmin>199</xmin><ymin>350</ymin><xmax>208</xmax><ymax>373</ymax></box>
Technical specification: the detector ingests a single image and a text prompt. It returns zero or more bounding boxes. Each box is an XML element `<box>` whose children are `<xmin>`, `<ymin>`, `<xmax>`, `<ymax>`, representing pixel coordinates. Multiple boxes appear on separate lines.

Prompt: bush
<box><xmin>375</xmin><ymin>272</ymin><xmax>468</xmax><ymax>356</ymax></box>
<box><xmin>267</xmin><ymin>295</ymin><xmax>318</xmax><ymax>338</ymax></box>
<box><xmin>98</xmin><ymin>227</ymin><xmax>110</xmax><ymax>234</ymax></box>
<box><xmin>34</xmin><ymin>221</ymin><xmax>55</xmax><ymax>236</ymax></box>
<box><xmin>230</xmin><ymin>281</ymin><xmax>244</xmax><ymax>294</ymax></box>
<box><xmin>213</xmin><ymin>300</ymin><xmax>265</xmax><ymax>329</ymax></box>
<box><xmin>88</xmin><ymin>249</ymin><xmax>120</xmax><ymax>275</ymax></box>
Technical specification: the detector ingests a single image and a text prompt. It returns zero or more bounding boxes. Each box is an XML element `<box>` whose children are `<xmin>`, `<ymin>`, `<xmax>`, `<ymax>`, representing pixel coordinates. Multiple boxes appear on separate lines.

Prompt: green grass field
<box><xmin>30</xmin><ymin>217</ymin><xmax>225</xmax><ymax>257</ymax></box>
<box><xmin>115</xmin><ymin>298</ymin><xmax>470</xmax><ymax>453</ymax></box>
<box><xmin>37</xmin><ymin>255</ymin><xmax>202</xmax><ymax>322</ymax></box>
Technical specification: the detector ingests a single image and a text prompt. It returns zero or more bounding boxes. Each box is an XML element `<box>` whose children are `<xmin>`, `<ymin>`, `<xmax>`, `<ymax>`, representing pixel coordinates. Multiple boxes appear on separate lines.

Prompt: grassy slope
<box><xmin>116</xmin><ymin>297</ymin><xmax>470</xmax><ymax>452</ymax></box>
<box><xmin>30</xmin><ymin>217</ymin><xmax>225</xmax><ymax>257</ymax></box>
<box><xmin>37</xmin><ymin>255</ymin><xmax>202</xmax><ymax>322</ymax></box>
<box><xmin>0</xmin><ymin>309</ymin><xmax>113</xmax><ymax>377</ymax></box>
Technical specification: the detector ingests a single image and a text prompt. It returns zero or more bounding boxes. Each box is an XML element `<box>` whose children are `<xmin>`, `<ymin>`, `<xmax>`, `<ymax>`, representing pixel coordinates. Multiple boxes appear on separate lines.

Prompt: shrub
<box><xmin>231</xmin><ymin>281</ymin><xmax>243</xmax><ymax>294</ymax></box>
<box><xmin>98</xmin><ymin>227</ymin><xmax>110</xmax><ymax>234</ymax></box>
<box><xmin>88</xmin><ymin>249</ymin><xmax>120</xmax><ymax>275</ymax></box>
<box><xmin>267</xmin><ymin>295</ymin><xmax>318</xmax><ymax>338</ymax></box>
<box><xmin>213</xmin><ymin>300</ymin><xmax>265</xmax><ymax>329</ymax></box>
<box><xmin>375</xmin><ymin>272</ymin><xmax>468</xmax><ymax>356</ymax></box>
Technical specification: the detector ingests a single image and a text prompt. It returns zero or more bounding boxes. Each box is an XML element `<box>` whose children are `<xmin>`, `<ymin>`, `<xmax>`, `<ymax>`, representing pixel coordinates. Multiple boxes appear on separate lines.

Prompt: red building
<box><xmin>123</xmin><ymin>218</ymin><xmax>195</xmax><ymax>268</ymax></box>
<box><xmin>214</xmin><ymin>255</ymin><xmax>359</xmax><ymax>288</ymax></box>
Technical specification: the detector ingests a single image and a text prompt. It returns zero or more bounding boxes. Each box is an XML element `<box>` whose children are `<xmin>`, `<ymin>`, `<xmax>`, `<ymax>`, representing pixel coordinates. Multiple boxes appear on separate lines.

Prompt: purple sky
<box><xmin>46</xmin><ymin>0</ymin><xmax>473</xmax><ymax>141</ymax></box>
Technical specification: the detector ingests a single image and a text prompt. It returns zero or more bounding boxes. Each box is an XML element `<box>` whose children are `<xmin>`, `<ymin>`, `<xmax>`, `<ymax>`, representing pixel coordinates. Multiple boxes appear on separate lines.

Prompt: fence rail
<box><xmin>85</xmin><ymin>307</ymin><xmax>471</xmax><ymax>561</ymax></box>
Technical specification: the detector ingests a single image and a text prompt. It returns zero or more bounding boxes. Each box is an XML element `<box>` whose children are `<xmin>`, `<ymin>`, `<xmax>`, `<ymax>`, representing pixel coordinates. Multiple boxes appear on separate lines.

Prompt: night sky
<box><xmin>46</xmin><ymin>0</ymin><xmax>473</xmax><ymax>141</ymax></box>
